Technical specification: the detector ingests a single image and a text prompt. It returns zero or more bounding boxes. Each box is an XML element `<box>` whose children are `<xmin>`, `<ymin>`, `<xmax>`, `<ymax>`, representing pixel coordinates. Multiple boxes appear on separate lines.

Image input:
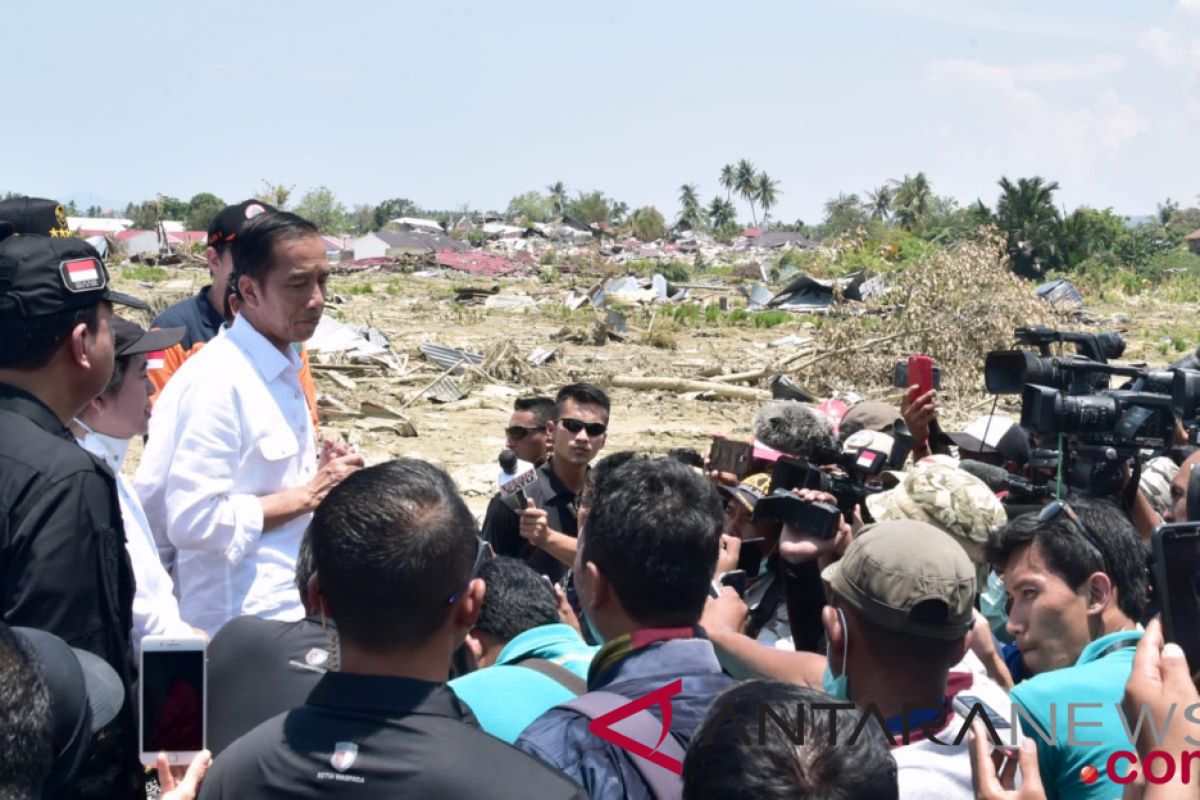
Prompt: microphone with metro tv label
<box><xmin>498</xmin><ymin>449</ymin><xmax>538</xmax><ymax>507</ymax></box>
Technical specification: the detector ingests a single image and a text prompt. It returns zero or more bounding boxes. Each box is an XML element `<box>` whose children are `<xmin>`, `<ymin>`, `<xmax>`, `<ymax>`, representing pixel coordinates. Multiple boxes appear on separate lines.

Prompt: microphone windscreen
<box><xmin>752</xmin><ymin>401</ymin><xmax>836</xmax><ymax>458</ymax></box>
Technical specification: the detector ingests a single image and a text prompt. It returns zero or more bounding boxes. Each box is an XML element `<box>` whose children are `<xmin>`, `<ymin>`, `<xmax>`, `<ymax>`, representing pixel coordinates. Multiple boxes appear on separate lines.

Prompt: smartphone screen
<box><xmin>141</xmin><ymin>647</ymin><xmax>205</xmax><ymax>756</ymax></box>
<box><xmin>709</xmin><ymin>438</ymin><xmax>753</xmax><ymax>480</ymax></box>
<box><xmin>1154</xmin><ymin>524</ymin><xmax>1200</xmax><ymax>674</ymax></box>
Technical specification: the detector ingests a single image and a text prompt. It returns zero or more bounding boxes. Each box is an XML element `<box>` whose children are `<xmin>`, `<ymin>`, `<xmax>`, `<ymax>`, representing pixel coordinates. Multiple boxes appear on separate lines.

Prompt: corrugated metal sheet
<box><xmin>425</xmin><ymin>376</ymin><xmax>465</xmax><ymax>403</ymax></box>
<box><xmin>419</xmin><ymin>343</ymin><xmax>483</xmax><ymax>375</ymax></box>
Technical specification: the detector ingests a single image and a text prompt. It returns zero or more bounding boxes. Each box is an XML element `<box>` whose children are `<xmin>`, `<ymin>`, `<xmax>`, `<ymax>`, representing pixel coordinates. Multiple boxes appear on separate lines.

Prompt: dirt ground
<box><xmin>113</xmin><ymin>264</ymin><xmax>1197</xmax><ymax>518</ymax></box>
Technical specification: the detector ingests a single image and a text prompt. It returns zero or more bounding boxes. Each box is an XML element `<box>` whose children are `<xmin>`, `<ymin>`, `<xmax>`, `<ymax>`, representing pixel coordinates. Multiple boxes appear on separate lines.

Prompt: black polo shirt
<box><xmin>481</xmin><ymin>460</ymin><xmax>581</xmax><ymax>584</ymax></box>
<box><xmin>152</xmin><ymin>285</ymin><xmax>223</xmax><ymax>350</ymax></box>
<box><xmin>206</xmin><ymin>614</ymin><xmax>328</xmax><ymax>757</ymax></box>
<box><xmin>0</xmin><ymin>383</ymin><xmax>141</xmax><ymax>798</ymax></box>
<box><xmin>198</xmin><ymin>672</ymin><xmax>586</xmax><ymax>799</ymax></box>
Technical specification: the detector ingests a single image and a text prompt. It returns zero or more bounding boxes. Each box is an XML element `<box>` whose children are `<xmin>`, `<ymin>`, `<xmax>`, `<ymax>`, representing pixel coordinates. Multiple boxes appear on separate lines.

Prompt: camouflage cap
<box><xmin>718</xmin><ymin>472</ymin><xmax>773</xmax><ymax>513</ymax></box>
<box><xmin>866</xmin><ymin>459</ymin><xmax>1006</xmax><ymax>564</ymax></box>
<box><xmin>1140</xmin><ymin>456</ymin><xmax>1179</xmax><ymax>517</ymax></box>
<box><xmin>821</xmin><ymin>519</ymin><xmax>976</xmax><ymax>641</ymax></box>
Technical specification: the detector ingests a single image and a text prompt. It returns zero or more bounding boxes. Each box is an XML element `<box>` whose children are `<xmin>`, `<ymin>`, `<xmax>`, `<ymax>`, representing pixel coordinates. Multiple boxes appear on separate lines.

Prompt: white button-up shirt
<box><xmin>134</xmin><ymin>315</ymin><xmax>315</xmax><ymax>636</ymax></box>
<box><xmin>77</xmin><ymin>429</ymin><xmax>194</xmax><ymax>652</ymax></box>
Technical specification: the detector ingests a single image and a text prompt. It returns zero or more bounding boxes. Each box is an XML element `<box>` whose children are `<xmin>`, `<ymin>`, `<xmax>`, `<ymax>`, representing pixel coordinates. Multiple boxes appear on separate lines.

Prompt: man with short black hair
<box><xmin>683</xmin><ymin>681</ymin><xmax>898</xmax><ymax>800</ymax></box>
<box><xmin>449</xmin><ymin>557</ymin><xmax>596</xmax><ymax>743</ymax></box>
<box><xmin>987</xmin><ymin>497</ymin><xmax>1146</xmax><ymax>800</ymax></box>
<box><xmin>482</xmin><ymin>383</ymin><xmax>610</xmax><ymax>583</ymax></box>
<box><xmin>508</xmin><ymin>395</ymin><xmax>555</xmax><ymax>465</ymax></box>
<box><xmin>516</xmin><ymin>457</ymin><xmax>733</xmax><ymax>799</ymax></box>
<box><xmin>136</xmin><ymin>211</ymin><xmax>363</xmax><ymax>636</ymax></box>
<box><xmin>0</xmin><ymin>623</ymin><xmax>55</xmax><ymax>799</ymax></box>
<box><xmin>199</xmin><ymin>459</ymin><xmax>586</xmax><ymax>799</ymax></box>
<box><xmin>0</xmin><ymin>223</ymin><xmax>147</xmax><ymax>798</ymax></box>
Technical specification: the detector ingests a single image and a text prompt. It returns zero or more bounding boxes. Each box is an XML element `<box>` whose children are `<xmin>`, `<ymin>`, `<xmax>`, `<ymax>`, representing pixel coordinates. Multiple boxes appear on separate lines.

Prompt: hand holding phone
<box><xmin>708</xmin><ymin>437</ymin><xmax>754</xmax><ymax>482</ymax></box>
<box><xmin>1152</xmin><ymin>523</ymin><xmax>1200</xmax><ymax>674</ymax></box>
<box><xmin>140</xmin><ymin>635</ymin><xmax>207</xmax><ymax>767</ymax></box>
<box><xmin>908</xmin><ymin>355</ymin><xmax>935</xmax><ymax>399</ymax></box>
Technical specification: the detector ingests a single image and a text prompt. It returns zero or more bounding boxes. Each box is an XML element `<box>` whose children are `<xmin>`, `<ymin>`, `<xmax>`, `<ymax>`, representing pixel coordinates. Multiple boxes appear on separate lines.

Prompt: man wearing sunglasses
<box><xmin>482</xmin><ymin>384</ymin><xmax>610</xmax><ymax>585</ymax></box>
<box><xmin>506</xmin><ymin>396</ymin><xmax>555</xmax><ymax>466</ymax></box>
<box><xmin>985</xmin><ymin>497</ymin><xmax>1147</xmax><ymax>800</ymax></box>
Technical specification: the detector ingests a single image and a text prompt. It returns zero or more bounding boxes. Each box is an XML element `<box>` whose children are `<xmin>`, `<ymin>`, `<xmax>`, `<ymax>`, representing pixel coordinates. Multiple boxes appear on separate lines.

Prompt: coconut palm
<box><xmin>866</xmin><ymin>185</ymin><xmax>893</xmax><ymax>221</ymax></box>
<box><xmin>678</xmin><ymin>184</ymin><xmax>704</xmax><ymax>229</ymax></box>
<box><xmin>719</xmin><ymin>164</ymin><xmax>736</xmax><ymax>202</ymax></box>
<box><xmin>707</xmin><ymin>197</ymin><xmax>736</xmax><ymax>230</ymax></box>
<box><xmin>546</xmin><ymin>181</ymin><xmax>567</xmax><ymax>216</ymax></box>
<box><xmin>734</xmin><ymin>159</ymin><xmax>759</xmax><ymax>226</ymax></box>
<box><xmin>755</xmin><ymin>172</ymin><xmax>780</xmax><ymax>230</ymax></box>
<box><xmin>995</xmin><ymin>176</ymin><xmax>1063</xmax><ymax>278</ymax></box>
<box><xmin>889</xmin><ymin>172</ymin><xmax>932</xmax><ymax>231</ymax></box>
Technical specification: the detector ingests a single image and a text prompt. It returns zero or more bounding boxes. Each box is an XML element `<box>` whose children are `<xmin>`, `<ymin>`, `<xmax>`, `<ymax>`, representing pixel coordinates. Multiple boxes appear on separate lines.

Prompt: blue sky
<box><xmin>2</xmin><ymin>0</ymin><xmax>1197</xmax><ymax>224</ymax></box>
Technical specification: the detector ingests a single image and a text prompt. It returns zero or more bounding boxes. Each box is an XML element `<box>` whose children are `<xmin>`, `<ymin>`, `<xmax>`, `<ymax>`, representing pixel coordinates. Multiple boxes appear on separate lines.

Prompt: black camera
<box><xmin>769</xmin><ymin>456</ymin><xmax>883</xmax><ymax>516</ymax></box>
<box><xmin>1021</xmin><ymin>385</ymin><xmax>1176</xmax><ymax>449</ymax></box>
<box><xmin>986</xmin><ymin>327</ymin><xmax>1127</xmax><ymax>396</ymax></box>
<box><xmin>752</xmin><ymin>492</ymin><xmax>841</xmax><ymax>540</ymax></box>
<box><xmin>1013</xmin><ymin>326</ymin><xmax>1125</xmax><ymax>362</ymax></box>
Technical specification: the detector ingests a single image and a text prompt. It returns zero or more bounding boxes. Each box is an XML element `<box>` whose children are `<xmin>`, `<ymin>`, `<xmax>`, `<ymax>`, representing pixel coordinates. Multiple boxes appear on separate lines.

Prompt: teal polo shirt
<box><xmin>1010</xmin><ymin>629</ymin><xmax>1142</xmax><ymax>800</ymax></box>
<box><xmin>450</xmin><ymin>623</ymin><xmax>598</xmax><ymax>743</ymax></box>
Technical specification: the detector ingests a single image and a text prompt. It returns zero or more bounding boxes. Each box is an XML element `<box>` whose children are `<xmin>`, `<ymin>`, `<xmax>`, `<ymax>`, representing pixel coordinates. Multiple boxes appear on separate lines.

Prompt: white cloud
<box><xmin>924</xmin><ymin>58</ymin><xmax>1148</xmax><ymax>169</ymax></box>
<box><xmin>1179</xmin><ymin>0</ymin><xmax>1200</xmax><ymax>15</ymax></box>
<box><xmin>1006</xmin><ymin>56</ymin><xmax>1126</xmax><ymax>83</ymax></box>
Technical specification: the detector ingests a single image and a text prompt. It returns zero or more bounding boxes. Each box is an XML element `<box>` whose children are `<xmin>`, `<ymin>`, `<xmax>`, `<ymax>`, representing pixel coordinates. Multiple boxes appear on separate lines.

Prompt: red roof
<box><xmin>434</xmin><ymin>250</ymin><xmax>523</xmax><ymax>276</ymax></box>
<box><xmin>741</xmin><ymin>227</ymin><xmax>763</xmax><ymax>238</ymax></box>
<box><xmin>116</xmin><ymin>229</ymin><xmax>152</xmax><ymax>241</ymax></box>
<box><xmin>1186</xmin><ymin>228</ymin><xmax>1200</xmax><ymax>241</ymax></box>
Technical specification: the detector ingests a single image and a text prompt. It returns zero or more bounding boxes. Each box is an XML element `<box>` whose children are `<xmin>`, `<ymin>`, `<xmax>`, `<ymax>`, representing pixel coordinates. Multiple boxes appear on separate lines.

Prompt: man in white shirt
<box><xmin>72</xmin><ymin>317</ymin><xmax>196</xmax><ymax>650</ymax></box>
<box><xmin>135</xmin><ymin>211</ymin><xmax>362</xmax><ymax>636</ymax></box>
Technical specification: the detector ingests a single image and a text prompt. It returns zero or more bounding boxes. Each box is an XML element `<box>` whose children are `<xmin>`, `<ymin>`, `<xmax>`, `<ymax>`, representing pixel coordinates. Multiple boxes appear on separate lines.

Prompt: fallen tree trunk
<box><xmin>610</xmin><ymin>375</ymin><xmax>771</xmax><ymax>401</ymax></box>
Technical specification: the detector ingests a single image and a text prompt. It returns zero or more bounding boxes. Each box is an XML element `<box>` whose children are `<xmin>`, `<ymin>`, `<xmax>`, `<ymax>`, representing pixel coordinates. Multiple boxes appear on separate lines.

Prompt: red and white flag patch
<box><xmin>60</xmin><ymin>257</ymin><xmax>104</xmax><ymax>293</ymax></box>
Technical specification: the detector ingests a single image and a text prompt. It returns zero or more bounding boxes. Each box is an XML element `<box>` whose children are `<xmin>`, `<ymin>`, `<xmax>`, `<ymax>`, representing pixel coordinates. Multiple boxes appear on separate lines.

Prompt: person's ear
<box><xmin>205</xmin><ymin>246</ymin><xmax>220</xmax><ymax>276</ymax></box>
<box><xmin>1085</xmin><ymin>572</ymin><xmax>1114</xmax><ymax>615</ymax></box>
<box><xmin>464</xmin><ymin>631</ymin><xmax>484</xmax><ymax>661</ymax></box>
<box><xmin>69</xmin><ymin>321</ymin><xmax>94</xmax><ymax>370</ymax></box>
<box><xmin>585</xmin><ymin>561</ymin><xmax>608</xmax><ymax>610</ymax></box>
<box><xmin>237</xmin><ymin>274</ymin><xmax>259</xmax><ymax>308</ymax></box>
<box><xmin>821</xmin><ymin>605</ymin><xmax>845</xmax><ymax>664</ymax></box>
<box><xmin>306</xmin><ymin>573</ymin><xmax>324</xmax><ymax>618</ymax></box>
<box><xmin>452</xmin><ymin>578</ymin><xmax>486</xmax><ymax>631</ymax></box>
<box><xmin>543</xmin><ymin>420</ymin><xmax>553</xmax><ymax>437</ymax></box>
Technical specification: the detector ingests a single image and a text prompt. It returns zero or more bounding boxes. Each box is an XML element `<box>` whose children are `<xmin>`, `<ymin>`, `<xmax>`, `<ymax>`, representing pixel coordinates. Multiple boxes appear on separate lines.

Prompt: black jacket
<box><xmin>199</xmin><ymin>672</ymin><xmax>587</xmax><ymax>799</ymax></box>
<box><xmin>0</xmin><ymin>384</ymin><xmax>141</xmax><ymax>798</ymax></box>
<box><xmin>481</xmin><ymin>460</ymin><xmax>581</xmax><ymax>584</ymax></box>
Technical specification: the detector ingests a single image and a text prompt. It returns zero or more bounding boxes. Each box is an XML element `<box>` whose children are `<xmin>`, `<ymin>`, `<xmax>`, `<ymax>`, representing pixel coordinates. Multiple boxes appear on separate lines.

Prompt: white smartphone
<box><xmin>140</xmin><ymin>635</ymin><xmax>207</xmax><ymax>766</ymax></box>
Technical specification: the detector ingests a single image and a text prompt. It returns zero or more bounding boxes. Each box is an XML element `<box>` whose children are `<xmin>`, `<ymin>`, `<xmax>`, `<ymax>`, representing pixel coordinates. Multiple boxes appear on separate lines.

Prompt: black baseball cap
<box><xmin>0</xmin><ymin>196</ymin><xmax>71</xmax><ymax>237</ymax></box>
<box><xmin>9</xmin><ymin>625</ymin><xmax>124</xmax><ymax>798</ymax></box>
<box><xmin>0</xmin><ymin>233</ymin><xmax>147</xmax><ymax>320</ymax></box>
<box><xmin>207</xmin><ymin>200</ymin><xmax>276</xmax><ymax>248</ymax></box>
<box><xmin>112</xmin><ymin>316</ymin><xmax>184</xmax><ymax>357</ymax></box>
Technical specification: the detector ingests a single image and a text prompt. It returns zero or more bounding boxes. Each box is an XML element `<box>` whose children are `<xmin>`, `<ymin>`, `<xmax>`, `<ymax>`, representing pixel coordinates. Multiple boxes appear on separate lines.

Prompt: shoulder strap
<box><xmin>516</xmin><ymin>658</ymin><xmax>587</xmax><ymax>695</ymax></box>
<box><xmin>560</xmin><ymin>691</ymin><xmax>684</xmax><ymax>800</ymax></box>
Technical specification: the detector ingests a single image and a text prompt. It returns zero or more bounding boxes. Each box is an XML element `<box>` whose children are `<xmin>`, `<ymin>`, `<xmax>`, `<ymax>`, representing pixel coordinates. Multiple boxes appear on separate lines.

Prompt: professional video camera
<box><xmin>767</xmin><ymin>456</ymin><xmax>884</xmax><ymax>518</ymax></box>
<box><xmin>985</xmin><ymin>327</ymin><xmax>1127</xmax><ymax>395</ymax></box>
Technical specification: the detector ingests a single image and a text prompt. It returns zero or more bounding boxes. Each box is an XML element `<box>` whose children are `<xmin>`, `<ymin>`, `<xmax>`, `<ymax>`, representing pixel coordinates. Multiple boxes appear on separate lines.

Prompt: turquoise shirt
<box><xmin>450</xmin><ymin>623</ymin><xmax>598</xmax><ymax>744</ymax></box>
<box><xmin>1010</xmin><ymin>630</ymin><xmax>1143</xmax><ymax>800</ymax></box>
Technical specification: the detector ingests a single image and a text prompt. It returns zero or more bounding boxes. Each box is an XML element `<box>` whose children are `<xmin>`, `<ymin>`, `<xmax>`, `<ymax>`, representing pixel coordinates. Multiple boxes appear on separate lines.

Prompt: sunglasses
<box><xmin>559</xmin><ymin>418</ymin><xmax>607</xmax><ymax>437</ymax></box>
<box><xmin>505</xmin><ymin>425</ymin><xmax>545</xmax><ymax>440</ymax></box>
<box><xmin>446</xmin><ymin>537</ymin><xmax>490</xmax><ymax>605</ymax></box>
<box><xmin>1038</xmin><ymin>500</ymin><xmax>1110</xmax><ymax>571</ymax></box>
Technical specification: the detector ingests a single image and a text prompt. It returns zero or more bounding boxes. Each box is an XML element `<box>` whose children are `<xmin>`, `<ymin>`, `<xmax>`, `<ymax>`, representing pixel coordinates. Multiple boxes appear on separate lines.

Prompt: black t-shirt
<box><xmin>198</xmin><ymin>673</ymin><xmax>587</xmax><ymax>800</ymax></box>
<box><xmin>206</xmin><ymin>614</ymin><xmax>328</xmax><ymax>756</ymax></box>
<box><xmin>480</xmin><ymin>460</ymin><xmax>581</xmax><ymax>584</ymax></box>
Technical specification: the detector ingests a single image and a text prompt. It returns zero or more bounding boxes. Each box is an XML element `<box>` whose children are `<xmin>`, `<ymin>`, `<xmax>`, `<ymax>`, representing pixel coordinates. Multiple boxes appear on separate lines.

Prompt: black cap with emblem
<box><xmin>0</xmin><ymin>232</ymin><xmax>147</xmax><ymax>320</ymax></box>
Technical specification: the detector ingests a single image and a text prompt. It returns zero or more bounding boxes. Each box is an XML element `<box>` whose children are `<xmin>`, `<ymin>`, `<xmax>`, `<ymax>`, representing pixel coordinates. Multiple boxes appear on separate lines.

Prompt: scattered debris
<box><xmin>419</xmin><ymin>343</ymin><xmax>484</xmax><ymax>375</ymax></box>
<box><xmin>1036</xmin><ymin>279</ymin><xmax>1084</xmax><ymax>312</ymax></box>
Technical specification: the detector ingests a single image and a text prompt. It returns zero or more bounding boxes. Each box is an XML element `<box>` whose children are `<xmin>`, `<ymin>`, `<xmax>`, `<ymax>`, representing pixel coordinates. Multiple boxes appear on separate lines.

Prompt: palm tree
<box><xmin>678</xmin><ymin>184</ymin><xmax>703</xmax><ymax>229</ymax></box>
<box><xmin>546</xmin><ymin>181</ymin><xmax>567</xmax><ymax>216</ymax></box>
<box><xmin>889</xmin><ymin>172</ymin><xmax>932</xmax><ymax>231</ymax></box>
<box><xmin>707</xmin><ymin>197</ymin><xmax>736</xmax><ymax>231</ymax></box>
<box><xmin>866</xmin><ymin>185</ymin><xmax>893</xmax><ymax>221</ymax></box>
<box><xmin>609</xmin><ymin>200</ymin><xmax>629</xmax><ymax>225</ymax></box>
<box><xmin>995</xmin><ymin>176</ymin><xmax>1063</xmax><ymax>278</ymax></box>
<box><xmin>734</xmin><ymin>159</ymin><xmax>758</xmax><ymax>226</ymax></box>
<box><xmin>755</xmin><ymin>172</ymin><xmax>780</xmax><ymax>230</ymax></box>
<box><xmin>719</xmin><ymin>164</ymin><xmax>736</xmax><ymax>202</ymax></box>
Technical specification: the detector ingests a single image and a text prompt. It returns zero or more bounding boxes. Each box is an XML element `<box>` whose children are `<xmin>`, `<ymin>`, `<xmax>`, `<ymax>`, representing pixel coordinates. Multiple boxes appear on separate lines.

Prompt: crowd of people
<box><xmin>2</xmin><ymin>196</ymin><xmax>1199</xmax><ymax>799</ymax></box>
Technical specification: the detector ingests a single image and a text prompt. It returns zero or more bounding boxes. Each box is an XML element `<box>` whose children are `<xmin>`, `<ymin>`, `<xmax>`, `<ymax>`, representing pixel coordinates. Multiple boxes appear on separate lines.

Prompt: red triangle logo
<box><xmin>587</xmin><ymin>679</ymin><xmax>684</xmax><ymax>775</ymax></box>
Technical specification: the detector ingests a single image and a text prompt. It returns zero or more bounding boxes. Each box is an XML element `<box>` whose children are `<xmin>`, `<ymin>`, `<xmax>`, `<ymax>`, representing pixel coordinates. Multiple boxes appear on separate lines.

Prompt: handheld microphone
<box><xmin>498</xmin><ymin>449</ymin><xmax>537</xmax><ymax>506</ymax></box>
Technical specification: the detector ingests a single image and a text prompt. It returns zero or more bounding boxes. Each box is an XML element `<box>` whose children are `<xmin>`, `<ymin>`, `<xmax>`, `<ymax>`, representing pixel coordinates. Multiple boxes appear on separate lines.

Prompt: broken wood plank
<box><xmin>324</xmin><ymin>371</ymin><xmax>358</xmax><ymax>390</ymax></box>
<box><xmin>610</xmin><ymin>375</ymin><xmax>771</xmax><ymax>401</ymax></box>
